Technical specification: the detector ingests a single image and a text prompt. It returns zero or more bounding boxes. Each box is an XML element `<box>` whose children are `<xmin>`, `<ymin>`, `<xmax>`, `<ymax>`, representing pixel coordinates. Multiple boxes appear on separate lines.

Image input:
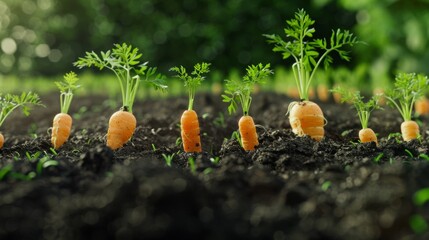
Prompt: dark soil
<box><xmin>1</xmin><ymin>92</ymin><xmax>429</xmax><ymax>240</ymax></box>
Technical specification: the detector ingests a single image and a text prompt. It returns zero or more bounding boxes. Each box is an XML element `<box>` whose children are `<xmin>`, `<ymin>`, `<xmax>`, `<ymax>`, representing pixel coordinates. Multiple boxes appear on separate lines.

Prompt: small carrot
<box><xmin>385</xmin><ymin>73</ymin><xmax>428</xmax><ymax>141</ymax></box>
<box><xmin>180</xmin><ymin>110</ymin><xmax>202</xmax><ymax>152</ymax></box>
<box><xmin>107</xmin><ymin>109</ymin><xmax>136</xmax><ymax>150</ymax></box>
<box><xmin>75</xmin><ymin>43</ymin><xmax>167</xmax><ymax>150</ymax></box>
<box><xmin>223</xmin><ymin>63</ymin><xmax>273</xmax><ymax>151</ymax></box>
<box><xmin>51</xmin><ymin>71</ymin><xmax>80</xmax><ymax>149</ymax></box>
<box><xmin>414</xmin><ymin>97</ymin><xmax>429</xmax><ymax>116</ymax></box>
<box><xmin>288</xmin><ymin>101</ymin><xmax>325</xmax><ymax>141</ymax></box>
<box><xmin>331</xmin><ymin>87</ymin><xmax>381</xmax><ymax>145</ymax></box>
<box><xmin>171</xmin><ymin>62</ymin><xmax>210</xmax><ymax>153</ymax></box>
<box><xmin>0</xmin><ymin>92</ymin><xmax>42</xmax><ymax>149</ymax></box>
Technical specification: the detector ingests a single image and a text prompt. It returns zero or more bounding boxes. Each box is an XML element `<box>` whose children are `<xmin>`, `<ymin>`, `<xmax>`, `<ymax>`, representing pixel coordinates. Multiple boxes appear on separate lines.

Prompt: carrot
<box><xmin>415</xmin><ymin>97</ymin><xmax>429</xmax><ymax>116</ymax></box>
<box><xmin>223</xmin><ymin>63</ymin><xmax>272</xmax><ymax>150</ymax></box>
<box><xmin>359</xmin><ymin>128</ymin><xmax>378</xmax><ymax>145</ymax></box>
<box><xmin>317</xmin><ymin>84</ymin><xmax>329</xmax><ymax>102</ymax></box>
<box><xmin>171</xmin><ymin>62</ymin><xmax>210</xmax><ymax>153</ymax></box>
<box><xmin>401</xmin><ymin>120</ymin><xmax>419</xmax><ymax>142</ymax></box>
<box><xmin>75</xmin><ymin>43</ymin><xmax>167</xmax><ymax>150</ymax></box>
<box><xmin>288</xmin><ymin>101</ymin><xmax>325</xmax><ymax>141</ymax></box>
<box><xmin>52</xmin><ymin>113</ymin><xmax>73</xmax><ymax>149</ymax></box>
<box><xmin>239</xmin><ymin>115</ymin><xmax>258</xmax><ymax>150</ymax></box>
<box><xmin>51</xmin><ymin>72</ymin><xmax>79</xmax><ymax>149</ymax></box>
<box><xmin>385</xmin><ymin>73</ymin><xmax>428</xmax><ymax>142</ymax></box>
<box><xmin>107</xmin><ymin>110</ymin><xmax>137</xmax><ymax>150</ymax></box>
<box><xmin>0</xmin><ymin>133</ymin><xmax>4</xmax><ymax>149</ymax></box>
<box><xmin>181</xmin><ymin>110</ymin><xmax>202</xmax><ymax>152</ymax></box>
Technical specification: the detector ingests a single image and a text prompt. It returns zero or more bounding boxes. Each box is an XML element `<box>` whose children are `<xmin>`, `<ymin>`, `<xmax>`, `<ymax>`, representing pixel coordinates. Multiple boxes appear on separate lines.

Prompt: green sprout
<box><xmin>170</xmin><ymin>62</ymin><xmax>211</xmax><ymax>111</ymax></box>
<box><xmin>385</xmin><ymin>73</ymin><xmax>428</xmax><ymax>122</ymax></box>
<box><xmin>264</xmin><ymin>9</ymin><xmax>359</xmax><ymax>101</ymax></box>
<box><xmin>162</xmin><ymin>153</ymin><xmax>175</xmax><ymax>167</ymax></box>
<box><xmin>55</xmin><ymin>71</ymin><xmax>80</xmax><ymax>114</ymax></box>
<box><xmin>222</xmin><ymin>63</ymin><xmax>272</xmax><ymax>116</ymax></box>
<box><xmin>74</xmin><ymin>43</ymin><xmax>167</xmax><ymax>113</ymax></box>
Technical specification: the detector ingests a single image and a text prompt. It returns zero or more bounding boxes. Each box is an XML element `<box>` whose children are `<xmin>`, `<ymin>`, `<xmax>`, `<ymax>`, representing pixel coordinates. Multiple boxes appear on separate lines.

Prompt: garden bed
<box><xmin>0</xmin><ymin>91</ymin><xmax>428</xmax><ymax>240</ymax></box>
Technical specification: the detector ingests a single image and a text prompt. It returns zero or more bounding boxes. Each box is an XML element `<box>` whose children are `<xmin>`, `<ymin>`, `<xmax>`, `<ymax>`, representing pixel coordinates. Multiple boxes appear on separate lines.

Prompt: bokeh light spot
<box><xmin>1</xmin><ymin>38</ymin><xmax>17</xmax><ymax>55</ymax></box>
<box><xmin>35</xmin><ymin>43</ymin><xmax>50</xmax><ymax>57</ymax></box>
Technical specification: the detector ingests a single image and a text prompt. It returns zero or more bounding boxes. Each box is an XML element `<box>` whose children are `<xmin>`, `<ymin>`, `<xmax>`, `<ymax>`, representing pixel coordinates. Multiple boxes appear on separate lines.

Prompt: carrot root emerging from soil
<box><xmin>0</xmin><ymin>133</ymin><xmax>4</xmax><ymax>149</ymax></box>
<box><xmin>359</xmin><ymin>128</ymin><xmax>378</xmax><ymax>146</ymax></box>
<box><xmin>239</xmin><ymin>115</ymin><xmax>259</xmax><ymax>151</ymax></box>
<box><xmin>401</xmin><ymin>120</ymin><xmax>419</xmax><ymax>142</ymax></box>
<box><xmin>51</xmin><ymin>113</ymin><xmax>73</xmax><ymax>149</ymax></box>
<box><xmin>107</xmin><ymin>110</ymin><xmax>137</xmax><ymax>150</ymax></box>
<box><xmin>181</xmin><ymin>110</ymin><xmax>202</xmax><ymax>153</ymax></box>
<box><xmin>289</xmin><ymin>101</ymin><xmax>325</xmax><ymax>141</ymax></box>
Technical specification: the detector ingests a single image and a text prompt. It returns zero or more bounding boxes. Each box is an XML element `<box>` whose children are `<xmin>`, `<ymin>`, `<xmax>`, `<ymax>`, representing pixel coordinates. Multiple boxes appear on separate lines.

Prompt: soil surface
<box><xmin>1</xmin><ymin>92</ymin><xmax>429</xmax><ymax>240</ymax></box>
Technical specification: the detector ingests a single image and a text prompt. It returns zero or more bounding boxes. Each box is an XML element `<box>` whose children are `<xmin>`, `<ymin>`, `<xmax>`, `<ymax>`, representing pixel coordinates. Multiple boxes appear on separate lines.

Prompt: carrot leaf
<box><xmin>222</xmin><ymin>63</ymin><xmax>272</xmax><ymax>116</ymax></box>
<box><xmin>170</xmin><ymin>62</ymin><xmax>211</xmax><ymax>110</ymax></box>
<box><xmin>264</xmin><ymin>9</ymin><xmax>359</xmax><ymax>101</ymax></box>
<box><xmin>74</xmin><ymin>43</ymin><xmax>167</xmax><ymax>113</ymax></box>
<box><xmin>0</xmin><ymin>92</ymin><xmax>43</xmax><ymax>128</ymax></box>
<box><xmin>55</xmin><ymin>71</ymin><xmax>80</xmax><ymax>114</ymax></box>
<box><xmin>385</xmin><ymin>73</ymin><xmax>429</xmax><ymax>121</ymax></box>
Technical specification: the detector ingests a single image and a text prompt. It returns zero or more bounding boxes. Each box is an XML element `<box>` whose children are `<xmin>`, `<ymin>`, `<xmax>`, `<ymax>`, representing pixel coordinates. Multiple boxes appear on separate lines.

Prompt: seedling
<box><xmin>404</xmin><ymin>149</ymin><xmax>415</xmax><ymax>158</ymax></box>
<box><xmin>36</xmin><ymin>155</ymin><xmax>58</xmax><ymax>175</ymax></box>
<box><xmin>265</xmin><ymin>9</ymin><xmax>359</xmax><ymax>141</ymax></box>
<box><xmin>332</xmin><ymin>87</ymin><xmax>381</xmax><ymax>145</ymax></box>
<box><xmin>321</xmin><ymin>181</ymin><xmax>332</xmax><ymax>191</ymax></box>
<box><xmin>74</xmin><ymin>43</ymin><xmax>167</xmax><ymax>150</ymax></box>
<box><xmin>373</xmin><ymin>153</ymin><xmax>384</xmax><ymax>163</ymax></box>
<box><xmin>385</xmin><ymin>73</ymin><xmax>429</xmax><ymax>141</ymax></box>
<box><xmin>170</xmin><ymin>62</ymin><xmax>210</xmax><ymax>153</ymax></box>
<box><xmin>0</xmin><ymin>92</ymin><xmax>43</xmax><ymax>149</ymax></box>
<box><xmin>0</xmin><ymin>164</ymin><xmax>12</xmax><ymax>181</ymax></box>
<box><xmin>210</xmin><ymin>156</ymin><xmax>220</xmax><ymax>164</ymax></box>
<box><xmin>162</xmin><ymin>153</ymin><xmax>175</xmax><ymax>167</ymax></box>
<box><xmin>418</xmin><ymin>153</ymin><xmax>429</xmax><ymax>162</ymax></box>
<box><xmin>188</xmin><ymin>157</ymin><xmax>196</xmax><ymax>174</ymax></box>
<box><xmin>50</xmin><ymin>71</ymin><xmax>80</xmax><ymax>149</ymax></box>
<box><xmin>222</xmin><ymin>63</ymin><xmax>272</xmax><ymax>150</ymax></box>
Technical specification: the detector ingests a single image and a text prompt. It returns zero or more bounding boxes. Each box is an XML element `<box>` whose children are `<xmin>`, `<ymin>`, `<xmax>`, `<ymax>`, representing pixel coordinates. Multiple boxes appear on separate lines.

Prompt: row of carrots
<box><xmin>1</xmin><ymin>9</ymin><xmax>428</xmax><ymax>153</ymax></box>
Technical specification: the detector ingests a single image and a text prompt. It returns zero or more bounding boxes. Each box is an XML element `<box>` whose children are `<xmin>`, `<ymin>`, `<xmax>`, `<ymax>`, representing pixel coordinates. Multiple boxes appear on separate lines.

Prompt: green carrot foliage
<box><xmin>331</xmin><ymin>87</ymin><xmax>381</xmax><ymax>129</ymax></box>
<box><xmin>0</xmin><ymin>92</ymin><xmax>43</xmax><ymax>128</ymax></box>
<box><xmin>170</xmin><ymin>62</ymin><xmax>211</xmax><ymax>110</ymax></box>
<box><xmin>55</xmin><ymin>71</ymin><xmax>80</xmax><ymax>114</ymax></box>
<box><xmin>74</xmin><ymin>43</ymin><xmax>167</xmax><ymax>113</ymax></box>
<box><xmin>222</xmin><ymin>63</ymin><xmax>272</xmax><ymax>116</ymax></box>
<box><xmin>385</xmin><ymin>73</ymin><xmax>428</xmax><ymax>121</ymax></box>
<box><xmin>264</xmin><ymin>9</ymin><xmax>359</xmax><ymax>101</ymax></box>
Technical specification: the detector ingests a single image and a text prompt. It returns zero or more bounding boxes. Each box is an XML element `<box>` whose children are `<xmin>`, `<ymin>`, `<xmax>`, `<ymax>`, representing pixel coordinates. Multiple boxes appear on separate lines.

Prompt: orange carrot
<box><xmin>51</xmin><ymin>113</ymin><xmax>72</xmax><ymax>149</ymax></box>
<box><xmin>415</xmin><ymin>97</ymin><xmax>429</xmax><ymax>116</ymax></box>
<box><xmin>359</xmin><ymin>128</ymin><xmax>378</xmax><ymax>145</ymax></box>
<box><xmin>107</xmin><ymin>110</ymin><xmax>137</xmax><ymax>150</ymax></box>
<box><xmin>401</xmin><ymin>120</ymin><xmax>419</xmax><ymax>141</ymax></box>
<box><xmin>181</xmin><ymin>110</ymin><xmax>202</xmax><ymax>152</ymax></box>
<box><xmin>0</xmin><ymin>133</ymin><xmax>4</xmax><ymax>149</ymax></box>
<box><xmin>317</xmin><ymin>84</ymin><xmax>329</xmax><ymax>102</ymax></box>
<box><xmin>289</xmin><ymin>101</ymin><xmax>325</xmax><ymax>141</ymax></box>
<box><xmin>239</xmin><ymin>115</ymin><xmax>258</xmax><ymax>151</ymax></box>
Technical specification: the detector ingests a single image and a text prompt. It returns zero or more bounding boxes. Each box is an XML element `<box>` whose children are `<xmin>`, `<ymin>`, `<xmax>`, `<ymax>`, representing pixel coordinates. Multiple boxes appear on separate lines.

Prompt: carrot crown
<box><xmin>55</xmin><ymin>71</ymin><xmax>80</xmax><ymax>114</ymax></box>
<box><xmin>170</xmin><ymin>62</ymin><xmax>211</xmax><ymax>111</ymax></box>
<box><xmin>222</xmin><ymin>63</ymin><xmax>272</xmax><ymax>116</ymax></box>
<box><xmin>74</xmin><ymin>43</ymin><xmax>167</xmax><ymax>113</ymax></box>
<box><xmin>385</xmin><ymin>73</ymin><xmax>428</xmax><ymax>121</ymax></box>
<box><xmin>264</xmin><ymin>9</ymin><xmax>359</xmax><ymax>101</ymax></box>
<box><xmin>331</xmin><ymin>87</ymin><xmax>381</xmax><ymax>129</ymax></box>
<box><xmin>0</xmin><ymin>92</ymin><xmax>43</xmax><ymax>128</ymax></box>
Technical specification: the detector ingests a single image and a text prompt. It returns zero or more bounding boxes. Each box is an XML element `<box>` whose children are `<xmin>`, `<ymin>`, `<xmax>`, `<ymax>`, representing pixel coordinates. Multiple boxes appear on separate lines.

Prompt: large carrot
<box><xmin>265</xmin><ymin>9</ymin><xmax>358</xmax><ymax>141</ymax></box>
<box><xmin>223</xmin><ymin>63</ymin><xmax>273</xmax><ymax>151</ymax></box>
<box><xmin>385</xmin><ymin>73</ymin><xmax>428</xmax><ymax>141</ymax></box>
<box><xmin>75</xmin><ymin>43</ymin><xmax>167</xmax><ymax>150</ymax></box>
<box><xmin>0</xmin><ymin>92</ymin><xmax>42</xmax><ymax>149</ymax></box>
<box><xmin>171</xmin><ymin>62</ymin><xmax>210</xmax><ymax>153</ymax></box>
<box><xmin>332</xmin><ymin>87</ymin><xmax>381</xmax><ymax>145</ymax></box>
<box><xmin>51</xmin><ymin>71</ymin><xmax>80</xmax><ymax>149</ymax></box>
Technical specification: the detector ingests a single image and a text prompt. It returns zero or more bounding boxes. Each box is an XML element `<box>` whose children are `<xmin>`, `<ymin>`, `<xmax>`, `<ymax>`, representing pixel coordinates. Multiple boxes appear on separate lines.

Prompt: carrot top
<box><xmin>222</xmin><ymin>63</ymin><xmax>272</xmax><ymax>116</ymax></box>
<box><xmin>264</xmin><ymin>9</ymin><xmax>359</xmax><ymax>101</ymax></box>
<box><xmin>385</xmin><ymin>73</ymin><xmax>428</xmax><ymax>121</ymax></box>
<box><xmin>74</xmin><ymin>43</ymin><xmax>167</xmax><ymax>113</ymax></box>
<box><xmin>55</xmin><ymin>71</ymin><xmax>80</xmax><ymax>114</ymax></box>
<box><xmin>170</xmin><ymin>62</ymin><xmax>211</xmax><ymax>111</ymax></box>
<box><xmin>0</xmin><ymin>92</ymin><xmax>43</xmax><ymax>128</ymax></box>
<box><xmin>331</xmin><ymin>87</ymin><xmax>381</xmax><ymax>129</ymax></box>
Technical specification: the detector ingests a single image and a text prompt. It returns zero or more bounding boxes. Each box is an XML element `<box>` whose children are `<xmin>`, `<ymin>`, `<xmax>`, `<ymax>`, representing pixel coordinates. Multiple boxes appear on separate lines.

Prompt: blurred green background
<box><xmin>1</xmin><ymin>0</ymin><xmax>429</xmax><ymax>93</ymax></box>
